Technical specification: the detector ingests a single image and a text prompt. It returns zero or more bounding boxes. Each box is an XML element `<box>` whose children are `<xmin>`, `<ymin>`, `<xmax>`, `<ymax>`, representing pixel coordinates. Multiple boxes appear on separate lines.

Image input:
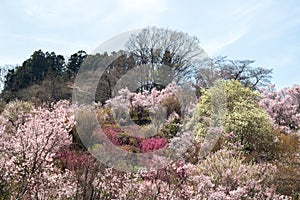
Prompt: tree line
<box><xmin>0</xmin><ymin>26</ymin><xmax>273</xmax><ymax>105</ymax></box>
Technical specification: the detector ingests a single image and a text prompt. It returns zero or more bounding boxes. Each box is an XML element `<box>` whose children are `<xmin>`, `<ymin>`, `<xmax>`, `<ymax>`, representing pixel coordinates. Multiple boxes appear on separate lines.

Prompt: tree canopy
<box><xmin>125</xmin><ymin>27</ymin><xmax>207</xmax><ymax>88</ymax></box>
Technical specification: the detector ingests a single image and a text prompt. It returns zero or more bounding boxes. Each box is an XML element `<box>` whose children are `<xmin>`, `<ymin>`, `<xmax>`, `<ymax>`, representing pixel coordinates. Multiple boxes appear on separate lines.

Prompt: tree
<box><xmin>125</xmin><ymin>26</ymin><xmax>206</xmax><ymax>90</ymax></box>
<box><xmin>190</xmin><ymin>80</ymin><xmax>275</xmax><ymax>158</ymax></box>
<box><xmin>260</xmin><ymin>84</ymin><xmax>300</xmax><ymax>134</ymax></box>
<box><xmin>66</xmin><ymin>50</ymin><xmax>87</xmax><ymax>78</ymax></box>
<box><xmin>0</xmin><ymin>100</ymin><xmax>75</xmax><ymax>199</ymax></box>
<box><xmin>95</xmin><ymin>52</ymin><xmax>135</xmax><ymax>103</ymax></box>
<box><xmin>196</xmin><ymin>56</ymin><xmax>272</xmax><ymax>89</ymax></box>
<box><xmin>1</xmin><ymin>50</ymin><xmax>81</xmax><ymax>103</ymax></box>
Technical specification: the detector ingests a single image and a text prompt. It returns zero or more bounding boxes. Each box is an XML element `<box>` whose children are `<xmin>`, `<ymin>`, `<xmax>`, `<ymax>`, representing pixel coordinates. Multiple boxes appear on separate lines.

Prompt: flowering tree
<box><xmin>259</xmin><ymin>85</ymin><xmax>300</xmax><ymax>198</ymax></box>
<box><xmin>190</xmin><ymin>80</ymin><xmax>275</xmax><ymax>157</ymax></box>
<box><xmin>260</xmin><ymin>84</ymin><xmax>300</xmax><ymax>134</ymax></box>
<box><xmin>106</xmin><ymin>82</ymin><xmax>181</xmax><ymax>126</ymax></box>
<box><xmin>0</xmin><ymin>100</ymin><xmax>76</xmax><ymax>199</ymax></box>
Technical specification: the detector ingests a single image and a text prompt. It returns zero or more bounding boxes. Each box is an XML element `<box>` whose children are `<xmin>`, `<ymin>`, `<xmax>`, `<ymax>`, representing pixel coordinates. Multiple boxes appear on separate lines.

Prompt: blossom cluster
<box><xmin>260</xmin><ymin>84</ymin><xmax>300</xmax><ymax>134</ymax></box>
<box><xmin>52</xmin><ymin>149</ymin><xmax>288</xmax><ymax>200</ymax></box>
<box><xmin>106</xmin><ymin>82</ymin><xmax>181</xmax><ymax>125</ymax></box>
<box><xmin>0</xmin><ymin>100</ymin><xmax>76</xmax><ymax>199</ymax></box>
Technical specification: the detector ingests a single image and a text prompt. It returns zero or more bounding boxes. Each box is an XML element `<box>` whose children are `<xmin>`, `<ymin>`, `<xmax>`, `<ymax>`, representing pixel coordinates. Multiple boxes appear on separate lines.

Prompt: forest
<box><xmin>0</xmin><ymin>27</ymin><xmax>299</xmax><ymax>199</ymax></box>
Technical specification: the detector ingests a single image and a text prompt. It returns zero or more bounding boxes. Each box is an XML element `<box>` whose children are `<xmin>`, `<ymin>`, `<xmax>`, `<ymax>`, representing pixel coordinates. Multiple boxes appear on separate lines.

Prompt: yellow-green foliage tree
<box><xmin>191</xmin><ymin>80</ymin><xmax>275</xmax><ymax>158</ymax></box>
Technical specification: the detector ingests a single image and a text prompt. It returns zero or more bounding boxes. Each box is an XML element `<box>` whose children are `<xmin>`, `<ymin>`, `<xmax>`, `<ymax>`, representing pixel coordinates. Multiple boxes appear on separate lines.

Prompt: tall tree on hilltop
<box><xmin>125</xmin><ymin>26</ymin><xmax>206</xmax><ymax>90</ymax></box>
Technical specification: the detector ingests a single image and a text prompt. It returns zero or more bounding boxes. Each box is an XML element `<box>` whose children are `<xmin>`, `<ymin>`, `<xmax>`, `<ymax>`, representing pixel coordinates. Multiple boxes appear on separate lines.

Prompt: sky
<box><xmin>0</xmin><ymin>0</ymin><xmax>299</xmax><ymax>89</ymax></box>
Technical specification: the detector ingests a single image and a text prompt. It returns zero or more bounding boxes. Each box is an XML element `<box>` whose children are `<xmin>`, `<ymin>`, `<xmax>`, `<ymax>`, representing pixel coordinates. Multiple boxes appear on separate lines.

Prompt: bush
<box><xmin>196</xmin><ymin>148</ymin><xmax>284</xmax><ymax>199</ymax></box>
<box><xmin>269</xmin><ymin>130</ymin><xmax>300</xmax><ymax>198</ymax></box>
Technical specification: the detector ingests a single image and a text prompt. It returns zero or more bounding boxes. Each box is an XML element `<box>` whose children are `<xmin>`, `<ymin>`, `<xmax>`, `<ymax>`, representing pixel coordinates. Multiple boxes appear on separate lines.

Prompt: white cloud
<box><xmin>202</xmin><ymin>31</ymin><xmax>246</xmax><ymax>56</ymax></box>
<box><xmin>193</xmin><ymin>1</ymin><xmax>271</xmax><ymax>57</ymax></box>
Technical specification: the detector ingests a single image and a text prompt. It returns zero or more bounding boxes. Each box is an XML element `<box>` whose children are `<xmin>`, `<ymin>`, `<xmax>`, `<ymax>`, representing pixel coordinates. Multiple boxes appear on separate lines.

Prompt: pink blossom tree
<box><xmin>260</xmin><ymin>84</ymin><xmax>300</xmax><ymax>134</ymax></box>
<box><xmin>106</xmin><ymin>82</ymin><xmax>181</xmax><ymax>126</ymax></box>
<box><xmin>0</xmin><ymin>100</ymin><xmax>76</xmax><ymax>199</ymax></box>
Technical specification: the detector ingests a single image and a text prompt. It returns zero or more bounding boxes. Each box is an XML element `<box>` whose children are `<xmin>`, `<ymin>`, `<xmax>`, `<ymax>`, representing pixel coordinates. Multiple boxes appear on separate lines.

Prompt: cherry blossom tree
<box><xmin>260</xmin><ymin>84</ymin><xmax>300</xmax><ymax>134</ymax></box>
<box><xmin>0</xmin><ymin>100</ymin><xmax>76</xmax><ymax>199</ymax></box>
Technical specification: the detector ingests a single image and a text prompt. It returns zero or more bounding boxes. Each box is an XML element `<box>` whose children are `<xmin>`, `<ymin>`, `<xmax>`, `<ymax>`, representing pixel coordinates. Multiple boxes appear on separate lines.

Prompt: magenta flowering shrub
<box><xmin>55</xmin><ymin>149</ymin><xmax>108</xmax><ymax>199</ymax></box>
<box><xmin>140</xmin><ymin>137</ymin><xmax>167</xmax><ymax>153</ymax></box>
<box><xmin>101</xmin><ymin>125</ymin><xmax>168</xmax><ymax>153</ymax></box>
<box><xmin>0</xmin><ymin>100</ymin><xmax>76</xmax><ymax>199</ymax></box>
<box><xmin>55</xmin><ymin>149</ymin><xmax>92</xmax><ymax>171</ymax></box>
<box><xmin>102</xmin><ymin>126</ymin><xmax>123</xmax><ymax>146</ymax></box>
<box><xmin>260</xmin><ymin>84</ymin><xmax>300</xmax><ymax>134</ymax></box>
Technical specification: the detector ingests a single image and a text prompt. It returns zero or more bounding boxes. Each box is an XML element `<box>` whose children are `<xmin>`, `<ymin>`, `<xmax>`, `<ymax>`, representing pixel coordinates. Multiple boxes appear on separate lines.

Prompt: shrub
<box><xmin>270</xmin><ymin>130</ymin><xmax>300</xmax><ymax>198</ymax></box>
<box><xmin>196</xmin><ymin>148</ymin><xmax>286</xmax><ymax>199</ymax></box>
<box><xmin>1</xmin><ymin>99</ymin><xmax>33</xmax><ymax>122</ymax></box>
<box><xmin>140</xmin><ymin>137</ymin><xmax>168</xmax><ymax>153</ymax></box>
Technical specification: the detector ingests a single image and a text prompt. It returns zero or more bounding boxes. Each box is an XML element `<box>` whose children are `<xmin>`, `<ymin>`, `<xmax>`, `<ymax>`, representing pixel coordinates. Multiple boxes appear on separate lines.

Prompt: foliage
<box><xmin>73</xmin><ymin>107</ymin><xmax>99</xmax><ymax>149</ymax></box>
<box><xmin>191</xmin><ymin>80</ymin><xmax>275</xmax><ymax>157</ymax></box>
<box><xmin>3</xmin><ymin>50</ymin><xmax>65</xmax><ymax>92</ymax></box>
<box><xmin>0</xmin><ymin>98</ymin><xmax>292</xmax><ymax>199</ymax></box>
<box><xmin>106</xmin><ymin>82</ymin><xmax>181</xmax><ymax>126</ymax></box>
<box><xmin>268</xmin><ymin>130</ymin><xmax>300</xmax><ymax>199</ymax></box>
<box><xmin>95</xmin><ymin>52</ymin><xmax>135</xmax><ymax>103</ymax></box>
<box><xmin>259</xmin><ymin>85</ymin><xmax>300</xmax><ymax>198</ymax></box>
<box><xmin>66</xmin><ymin>50</ymin><xmax>87</xmax><ymax>78</ymax></box>
<box><xmin>0</xmin><ymin>26</ymin><xmax>298</xmax><ymax>199</ymax></box>
<box><xmin>196</xmin><ymin>148</ymin><xmax>283</xmax><ymax>199</ymax></box>
<box><xmin>274</xmin><ymin>160</ymin><xmax>300</xmax><ymax>199</ymax></box>
<box><xmin>1</xmin><ymin>50</ymin><xmax>87</xmax><ymax>103</ymax></box>
<box><xmin>49</xmin><ymin>150</ymin><xmax>289</xmax><ymax>199</ymax></box>
<box><xmin>1</xmin><ymin>99</ymin><xmax>33</xmax><ymax>121</ymax></box>
<box><xmin>101</xmin><ymin>83</ymin><xmax>183</xmax><ymax>153</ymax></box>
<box><xmin>161</xmin><ymin>115</ymin><xmax>181</xmax><ymax>140</ymax></box>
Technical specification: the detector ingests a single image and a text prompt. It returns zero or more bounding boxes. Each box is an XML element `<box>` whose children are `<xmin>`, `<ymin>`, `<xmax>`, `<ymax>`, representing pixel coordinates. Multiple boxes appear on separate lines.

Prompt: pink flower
<box><xmin>140</xmin><ymin>137</ymin><xmax>167</xmax><ymax>152</ymax></box>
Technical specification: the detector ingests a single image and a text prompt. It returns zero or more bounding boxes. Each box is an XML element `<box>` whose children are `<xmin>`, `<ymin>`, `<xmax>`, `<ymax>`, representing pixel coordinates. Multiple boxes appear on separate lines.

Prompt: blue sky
<box><xmin>0</xmin><ymin>0</ymin><xmax>299</xmax><ymax>89</ymax></box>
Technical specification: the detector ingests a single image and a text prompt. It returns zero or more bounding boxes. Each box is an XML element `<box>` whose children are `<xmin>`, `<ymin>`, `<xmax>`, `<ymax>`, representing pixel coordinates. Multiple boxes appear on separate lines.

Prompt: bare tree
<box><xmin>196</xmin><ymin>56</ymin><xmax>272</xmax><ymax>90</ymax></box>
<box><xmin>125</xmin><ymin>26</ymin><xmax>207</xmax><ymax>90</ymax></box>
